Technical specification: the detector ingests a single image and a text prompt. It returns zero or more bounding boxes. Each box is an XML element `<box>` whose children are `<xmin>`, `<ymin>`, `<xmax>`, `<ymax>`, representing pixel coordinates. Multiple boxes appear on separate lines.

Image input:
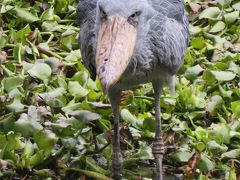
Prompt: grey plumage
<box><xmin>77</xmin><ymin>0</ymin><xmax>189</xmax><ymax>90</ymax></box>
<box><xmin>77</xmin><ymin>0</ymin><xmax>189</xmax><ymax>179</ymax></box>
<box><xmin>77</xmin><ymin>0</ymin><xmax>97</xmax><ymax>80</ymax></box>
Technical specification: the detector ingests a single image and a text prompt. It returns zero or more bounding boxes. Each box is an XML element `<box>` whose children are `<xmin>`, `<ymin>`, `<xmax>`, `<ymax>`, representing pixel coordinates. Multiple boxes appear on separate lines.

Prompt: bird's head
<box><xmin>95</xmin><ymin>0</ymin><xmax>154</xmax><ymax>92</ymax></box>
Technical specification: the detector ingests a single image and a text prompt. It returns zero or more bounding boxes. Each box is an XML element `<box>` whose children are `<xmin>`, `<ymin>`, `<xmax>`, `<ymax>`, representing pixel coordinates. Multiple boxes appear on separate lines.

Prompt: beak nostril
<box><xmin>104</xmin><ymin>58</ymin><xmax>108</xmax><ymax>62</ymax></box>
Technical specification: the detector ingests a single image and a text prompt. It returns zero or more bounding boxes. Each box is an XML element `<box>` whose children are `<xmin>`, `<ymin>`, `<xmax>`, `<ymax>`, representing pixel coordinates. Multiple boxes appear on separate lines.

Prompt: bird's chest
<box><xmin>113</xmin><ymin>62</ymin><xmax>170</xmax><ymax>90</ymax></box>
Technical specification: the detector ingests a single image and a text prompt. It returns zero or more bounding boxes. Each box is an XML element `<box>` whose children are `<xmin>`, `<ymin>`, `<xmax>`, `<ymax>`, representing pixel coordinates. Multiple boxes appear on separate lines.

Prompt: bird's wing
<box><xmin>77</xmin><ymin>0</ymin><xmax>97</xmax><ymax>80</ymax></box>
<box><xmin>151</xmin><ymin>0</ymin><xmax>186</xmax><ymax>23</ymax></box>
<box><xmin>148</xmin><ymin>0</ymin><xmax>189</xmax><ymax>74</ymax></box>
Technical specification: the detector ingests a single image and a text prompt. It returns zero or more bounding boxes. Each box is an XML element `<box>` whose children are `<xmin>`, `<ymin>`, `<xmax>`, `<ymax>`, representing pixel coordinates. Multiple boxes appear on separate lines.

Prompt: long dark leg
<box><xmin>152</xmin><ymin>82</ymin><xmax>164</xmax><ymax>180</ymax></box>
<box><xmin>109</xmin><ymin>90</ymin><xmax>122</xmax><ymax>180</ymax></box>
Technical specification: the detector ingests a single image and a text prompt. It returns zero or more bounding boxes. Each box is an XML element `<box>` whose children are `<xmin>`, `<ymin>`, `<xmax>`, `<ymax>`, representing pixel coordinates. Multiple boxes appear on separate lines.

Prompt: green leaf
<box><xmin>177</xmin><ymin>84</ymin><xmax>206</xmax><ymax>110</ymax></box>
<box><xmin>224</xmin><ymin>11</ymin><xmax>239</xmax><ymax>23</ymax></box>
<box><xmin>188</xmin><ymin>111</ymin><xmax>205</xmax><ymax>121</ymax></box>
<box><xmin>15</xmin><ymin>25</ymin><xmax>31</xmax><ymax>44</ymax></box>
<box><xmin>206</xmin><ymin>95</ymin><xmax>223</xmax><ymax>115</ymax></box>
<box><xmin>33</xmin><ymin>169</ymin><xmax>55</xmax><ymax>178</ymax></box>
<box><xmin>230</xmin><ymin>131</ymin><xmax>240</xmax><ymax>139</ymax></box>
<box><xmin>221</xmin><ymin>149</ymin><xmax>240</xmax><ymax>159</ymax></box>
<box><xmin>68</xmin><ymin>168</ymin><xmax>112</xmax><ymax>180</ymax></box>
<box><xmin>202</xmin><ymin>70</ymin><xmax>216</xmax><ymax>85</ymax></box>
<box><xmin>3</xmin><ymin>76</ymin><xmax>24</xmax><ymax>92</ymax></box>
<box><xmin>97</xmin><ymin>119</ymin><xmax>112</xmax><ymax>131</ymax></box>
<box><xmin>194</xmin><ymin>127</ymin><xmax>208</xmax><ymax>142</ymax></box>
<box><xmin>199</xmin><ymin>7</ymin><xmax>221</xmax><ymax>19</ymax></box>
<box><xmin>60</xmin><ymin>33</ymin><xmax>76</xmax><ymax>50</ymax></box>
<box><xmin>199</xmin><ymin>154</ymin><xmax>215</xmax><ymax>171</ymax></box>
<box><xmin>0</xmin><ymin>113</ymin><xmax>15</xmax><ymax>133</ymax></box>
<box><xmin>41</xmin><ymin>21</ymin><xmax>59</xmax><ymax>32</ymax></box>
<box><xmin>14</xmin><ymin>114</ymin><xmax>43</xmax><ymax>137</ymax></box>
<box><xmin>0</xmin><ymin>132</ymin><xmax>21</xmax><ymax>152</ymax></box>
<box><xmin>64</xmin><ymin>50</ymin><xmax>81</xmax><ymax>64</ymax></box>
<box><xmin>228</xmin><ymin>162</ymin><xmax>237</xmax><ymax>180</ymax></box>
<box><xmin>229</xmin><ymin>120</ymin><xmax>240</xmax><ymax>131</ymax></box>
<box><xmin>62</xmin><ymin>29</ymin><xmax>76</xmax><ymax>37</ymax></box>
<box><xmin>38</xmin><ymin>87</ymin><xmax>66</xmax><ymax>102</ymax></box>
<box><xmin>209</xmin><ymin>21</ymin><xmax>225</xmax><ymax>33</ymax></box>
<box><xmin>184</xmin><ymin>64</ymin><xmax>204</xmax><ymax>81</ymax></box>
<box><xmin>69</xmin><ymin>110</ymin><xmax>101</xmax><ymax>122</ymax></box>
<box><xmin>40</xmin><ymin>8</ymin><xmax>55</xmax><ymax>21</ymax></box>
<box><xmin>29</xmin><ymin>150</ymin><xmax>45</xmax><ymax>166</ymax></box>
<box><xmin>38</xmin><ymin>42</ymin><xmax>50</xmax><ymax>51</ymax></box>
<box><xmin>61</xmin><ymin>137</ymin><xmax>77</xmax><ymax>149</ymax></box>
<box><xmin>34</xmin><ymin>130</ymin><xmax>58</xmax><ymax>156</ymax></box>
<box><xmin>13</xmin><ymin>43</ymin><xmax>25</xmax><ymax>62</ymax></box>
<box><xmin>22</xmin><ymin>140</ymin><xmax>34</xmax><ymax>158</ymax></box>
<box><xmin>85</xmin><ymin>157</ymin><xmax>109</xmax><ymax>175</ymax></box>
<box><xmin>231</xmin><ymin>100</ymin><xmax>240</xmax><ymax>118</ymax></box>
<box><xmin>68</xmin><ymin>81</ymin><xmax>89</xmax><ymax>98</ymax></box>
<box><xmin>228</xmin><ymin>62</ymin><xmax>240</xmax><ymax>75</ymax></box>
<box><xmin>208</xmin><ymin>123</ymin><xmax>230</xmax><ymax>144</ymax></box>
<box><xmin>143</xmin><ymin>118</ymin><xmax>155</xmax><ymax>132</ymax></box>
<box><xmin>28</xmin><ymin>63</ymin><xmax>52</xmax><ymax>80</ymax></box>
<box><xmin>38</xmin><ymin>57</ymin><xmax>63</xmax><ymax>74</ymax></box>
<box><xmin>210</xmin><ymin>70</ymin><xmax>236</xmax><ymax>81</ymax></box>
<box><xmin>218</xmin><ymin>114</ymin><xmax>227</xmax><ymax>124</ymax></box>
<box><xmin>189</xmin><ymin>24</ymin><xmax>202</xmax><ymax>36</ymax></box>
<box><xmin>54</xmin><ymin>0</ymin><xmax>68</xmax><ymax>14</ymax></box>
<box><xmin>196</xmin><ymin>142</ymin><xmax>205</xmax><ymax>152</ymax></box>
<box><xmin>6</xmin><ymin>97</ymin><xmax>24</xmax><ymax>112</ymax></box>
<box><xmin>88</xmin><ymin>90</ymin><xmax>102</xmax><ymax>101</ymax></box>
<box><xmin>15</xmin><ymin>7</ymin><xmax>40</xmax><ymax>23</ymax></box>
<box><xmin>171</xmin><ymin>150</ymin><xmax>192</xmax><ymax>163</ymax></box>
<box><xmin>191</xmin><ymin>37</ymin><xmax>205</xmax><ymax>49</ymax></box>
<box><xmin>207</xmin><ymin>140</ymin><xmax>228</xmax><ymax>153</ymax></box>
<box><xmin>123</xmin><ymin>146</ymin><xmax>154</xmax><ymax>166</ymax></box>
<box><xmin>0</xmin><ymin>33</ymin><xmax>7</xmax><ymax>49</ymax></box>
<box><xmin>218</xmin><ymin>0</ymin><xmax>232</xmax><ymax>6</ymax></box>
<box><xmin>219</xmin><ymin>85</ymin><xmax>232</xmax><ymax>98</ymax></box>
<box><xmin>232</xmin><ymin>2</ymin><xmax>240</xmax><ymax>11</ymax></box>
<box><xmin>120</xmin><ymin>109</ymin><xmax>141</xmax><ymax>128</ymax></box>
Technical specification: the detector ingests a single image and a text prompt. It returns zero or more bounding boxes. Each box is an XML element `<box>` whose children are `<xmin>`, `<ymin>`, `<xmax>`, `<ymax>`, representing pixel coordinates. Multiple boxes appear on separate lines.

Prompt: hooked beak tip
<box><xmin>99</xmin><ymin>77</ymin><xmax>109</xmax><ymax>93</ymax></box>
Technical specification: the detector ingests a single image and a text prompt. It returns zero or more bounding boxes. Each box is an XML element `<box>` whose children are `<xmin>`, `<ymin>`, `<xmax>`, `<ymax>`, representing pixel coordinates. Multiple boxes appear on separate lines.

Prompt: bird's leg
<box><xmin>109</xmin><ymin>90</ymin><xmax>122</xmax><ymax>180</ymax></box>
<box><xmin>152</xmin><ymin>82</ymin><xmax>164</xmax><ymax>180</ymax></box>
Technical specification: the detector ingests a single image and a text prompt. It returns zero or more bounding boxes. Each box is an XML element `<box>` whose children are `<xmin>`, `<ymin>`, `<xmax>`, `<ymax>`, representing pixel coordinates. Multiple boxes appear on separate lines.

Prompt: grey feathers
<box><xmin>77</xmin><ymin>0</ymin><xmax>189</xmax><ymax>88</ymax></box>
<box><xmin>77</xmin><ymin>0</ymin><xmax>97</xmax><ymax>80</ymax></box>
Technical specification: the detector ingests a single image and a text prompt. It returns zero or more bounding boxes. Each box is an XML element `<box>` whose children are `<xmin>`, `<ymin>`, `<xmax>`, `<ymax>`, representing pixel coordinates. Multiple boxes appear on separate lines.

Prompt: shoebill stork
<box><xmin>77</xmin><ymin>0</ymin><xmax>189</xmax><ymax>179</ymax></box>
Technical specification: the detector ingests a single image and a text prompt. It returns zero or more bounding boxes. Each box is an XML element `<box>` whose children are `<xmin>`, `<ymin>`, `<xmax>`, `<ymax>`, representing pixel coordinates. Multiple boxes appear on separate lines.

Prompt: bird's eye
<box><xmin>99</xmin><ymin>7</ymin><xmax>107</xmax><ymax>20</ymax></box>
<box><xmin>130</xmin><ymin>11</ymin><xmax>141</xmax><ymax>19</ymax></box>
<box><xmin>128</xmin><ymin>11</ymin><xmax>141</xmax><ymax>27</ymax></box>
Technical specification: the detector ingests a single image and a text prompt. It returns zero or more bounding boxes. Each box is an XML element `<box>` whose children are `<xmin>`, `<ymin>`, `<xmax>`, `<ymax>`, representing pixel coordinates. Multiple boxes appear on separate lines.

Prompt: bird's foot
<box><xmin>152</xmin><ymin>136</ymin><xmax>165</xmax><ymax>180</ymax></box>
<box><xmin>113</xmin><ymin>150</ymin><xmax>122</xmax><ymax>180</ymax></box>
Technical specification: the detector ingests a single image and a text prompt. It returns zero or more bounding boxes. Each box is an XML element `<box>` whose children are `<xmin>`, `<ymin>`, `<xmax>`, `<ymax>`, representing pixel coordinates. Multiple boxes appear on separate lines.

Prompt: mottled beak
<box><xmin>96</xmin><ymin>16</ymin><xmax>137</xmax><ymax>92</ymax></box>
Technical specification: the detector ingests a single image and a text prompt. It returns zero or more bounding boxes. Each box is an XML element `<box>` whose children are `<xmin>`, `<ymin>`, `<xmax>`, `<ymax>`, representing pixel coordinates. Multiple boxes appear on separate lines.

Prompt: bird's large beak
<box><xmin>96</xmin><ymin>16</ymin><xmax>137</xmax><ymax>92</ymax></box>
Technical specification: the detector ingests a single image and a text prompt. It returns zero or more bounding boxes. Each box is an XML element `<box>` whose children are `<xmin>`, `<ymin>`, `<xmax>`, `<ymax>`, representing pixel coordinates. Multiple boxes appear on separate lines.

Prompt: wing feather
<box><xmin>77</xmin><ymin>0</ymin><xmax>97</xmax><ymax>80</ymax></box>
<box><xmin>148</xmin><ymin>0</ymin><xmax>189</xmax><ymax>74</ymax></box>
